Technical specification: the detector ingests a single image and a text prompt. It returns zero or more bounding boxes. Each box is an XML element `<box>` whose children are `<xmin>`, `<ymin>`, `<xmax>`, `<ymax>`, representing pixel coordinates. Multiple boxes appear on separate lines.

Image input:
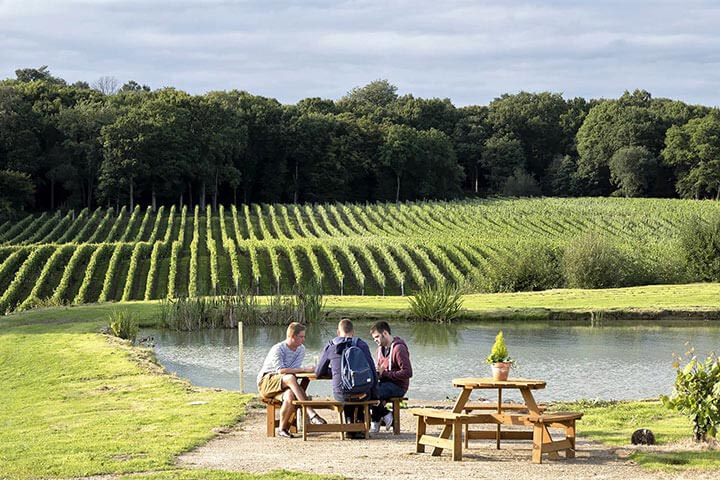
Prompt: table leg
<box><xmin>301</xmin><ymin>405</ymin><xmax>308</xmax><ymax>441</ymax></box>
<box><xmin>416</xmin><ymin>414</ymin><xmax>426</xmax><ymax>453</ymax></box>
<box><xmin>452</xmin><ymin>419</ymin><xmax>463</xmax><ymax>461</ymax></box>
<box><xmin>432</xmin><ymin>387</ymin><xmax>472</xmax><ymax>456</ymax></box>
<box><xmin>496</xmin><ymin>387</ymin><xmax>502</xmax><ymax>449</ymax></box>
<box><xmin>519</xmin><ymin>388</ymin><xmax>541</xmax><ymax>415</ymax></box>
<box><xmin>336</xmin><ymin>406</ymin><xmax>345</xmax><ymax>440</ymax></box>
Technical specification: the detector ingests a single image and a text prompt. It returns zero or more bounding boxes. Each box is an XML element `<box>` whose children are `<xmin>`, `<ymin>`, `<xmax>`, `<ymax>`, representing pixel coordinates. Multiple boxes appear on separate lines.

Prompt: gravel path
<box><xmin>177</xmin><ymin>400</ymin><xmax>714</xmax><ymax>480</ymax></box>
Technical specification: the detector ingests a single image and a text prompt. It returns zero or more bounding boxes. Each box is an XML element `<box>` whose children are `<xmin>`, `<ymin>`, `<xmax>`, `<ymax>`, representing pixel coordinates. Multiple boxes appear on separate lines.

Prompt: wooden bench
<box><xmin>410</xmin><ymin>407</ymin><xmax>493</xmax><ymax>461</ymax></box>
<box><xmin>293</xmin><ymin>399</ymin><xmax>376</xmax><ymax>440</ymax></box>
<box><xmin>462</xmin><ymin>402</ymin><xmax>547</xmax><ymax>448</ymax></box>
<box><xmin>497</xmin><ymin>411</ymin><xmax>583</xmax><ymax>464</ymax></box>
<box><xmin>386</xmin><ymin>396</ymin><xmax>407</xmax><ymax>435</ymax></box>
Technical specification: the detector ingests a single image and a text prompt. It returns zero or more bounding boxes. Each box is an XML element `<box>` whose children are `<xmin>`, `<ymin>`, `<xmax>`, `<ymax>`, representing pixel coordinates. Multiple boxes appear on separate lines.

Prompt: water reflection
<box><xmin>142</xmin><ymin>320</ymin><xmax>720</xmax><ymax>402</ymax></box>
<box><xmin>408</xmin><ymin>322</ymin><xmax>459</xmax><ymax>348</ymax></box>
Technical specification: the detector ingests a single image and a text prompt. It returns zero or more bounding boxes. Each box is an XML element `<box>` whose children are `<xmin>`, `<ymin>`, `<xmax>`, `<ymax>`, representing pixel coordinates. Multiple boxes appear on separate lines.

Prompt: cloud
<box><xmin>1</xmin><ymin>0</ymin><xmax>720</xmax><ymax>106</ymax></box>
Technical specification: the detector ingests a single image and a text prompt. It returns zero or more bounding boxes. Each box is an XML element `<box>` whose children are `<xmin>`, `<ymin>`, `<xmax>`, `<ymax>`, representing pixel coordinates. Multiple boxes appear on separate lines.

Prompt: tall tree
<box><xmin>487</xmin><ymin>92</ymin><xmax>570</xmax><ymax>184</ymax></box>
<box><xmin>576</xmin><ymin>90</ymin><xmax>669</xmax><ymax>195</ymax></box>
<box><xmin>55</xmin><ymin>100</ymin><xmax>117</xmax><ymax>207</ymax></box>
<box><xmin>480</xmin><ymin>132</ymin><xmax>526</xmax><ymax>193</ymax></box>
<box><xmin>663</xmin><ymin>112</ymin><xmax>720</xmax><ymax>199</ymax></box>
<box><xmin>194</xmin><ymin>92</ymin><xmax>248</xmax><ymax>209</ymax></box>
<box><xmin>379</xmin><ymin>123</ymin><xmax>421</xmax><ymax>203</ymax></box>
<box><xmin>608</xmin><ymin>146</ymin><xmax>657</xmax><ymax>197</ymax></box>
<box><xmin>453</xmin><ymin>105</ymin><xmax>489</xmax><ymax>193</ymax></box>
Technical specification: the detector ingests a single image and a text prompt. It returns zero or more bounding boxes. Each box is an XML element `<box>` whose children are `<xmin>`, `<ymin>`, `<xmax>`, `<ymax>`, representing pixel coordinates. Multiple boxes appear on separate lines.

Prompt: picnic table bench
<box><xmin>409</xmin><ymin>407</ymin><xmax>493</xmax><ymax>461</ymax></box>
<box><xmin>293</xmin><ymin>398</ymin><xmax>376</xmax><ymax>440</ymax></box>
<box><xmin>494</xmin><ymin>411</ymin><xmax>583</xmax><ymax>463</ymax></box>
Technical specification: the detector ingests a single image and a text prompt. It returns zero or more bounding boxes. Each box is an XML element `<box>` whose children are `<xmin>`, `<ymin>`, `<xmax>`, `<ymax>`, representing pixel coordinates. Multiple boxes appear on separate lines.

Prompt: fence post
<box><xmin>238</xmin><ymin>321</ymin><xmax>244</xmax><ymax>393</ymax></box>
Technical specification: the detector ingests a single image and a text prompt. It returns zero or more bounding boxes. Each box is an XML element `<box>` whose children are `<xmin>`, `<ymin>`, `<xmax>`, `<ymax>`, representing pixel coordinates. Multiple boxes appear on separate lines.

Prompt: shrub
<box><xmin>680</xmin><ymin>214</ymin><xmax>720</xmax><ymax>282</ymax></box>
<box><xmin>661</xmin><ymin>345</ymin><xmax>720</xmax><ymax>442</ymax></box>
<box><xmin>407</xmin><ymin>282</ymin><xmax>464</xmax><ymax>323</ymax></box>
<box><xmin>477</xmin><ymin>242</ymin><xmax>563</xmax><ymax>293</ymax></box>
<box><xmin>563</xmin><ymin>231</ymin><xmax>636</xmax><ymax>288</ymax></box>
<box><xmin>108</xmin><ymin>309</ymin><xmax>139</xmax><ymax>343</ymax></box>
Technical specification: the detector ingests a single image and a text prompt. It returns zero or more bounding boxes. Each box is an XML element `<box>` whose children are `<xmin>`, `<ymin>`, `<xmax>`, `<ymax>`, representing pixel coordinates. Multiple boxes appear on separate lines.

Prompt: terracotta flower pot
<box><xmin>491</xmin><ymin>362</ymin><xmax>512</xmax><ymax>381</ymax></box>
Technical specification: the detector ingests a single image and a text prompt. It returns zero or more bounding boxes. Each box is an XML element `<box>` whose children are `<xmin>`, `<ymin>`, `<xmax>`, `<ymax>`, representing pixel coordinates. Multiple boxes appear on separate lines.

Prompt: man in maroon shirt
<box><xmin>369</xmin><ymin>321</ymin><xmax>413</xmax><ymax>433</ymax></box>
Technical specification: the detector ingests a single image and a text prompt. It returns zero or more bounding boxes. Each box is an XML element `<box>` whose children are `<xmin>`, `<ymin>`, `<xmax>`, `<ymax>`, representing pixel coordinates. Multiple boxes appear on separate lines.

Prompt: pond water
<box><xmin>141</xmin><ymin>320</ymin><xmax>720</xmax><ymax>403</ymax></box>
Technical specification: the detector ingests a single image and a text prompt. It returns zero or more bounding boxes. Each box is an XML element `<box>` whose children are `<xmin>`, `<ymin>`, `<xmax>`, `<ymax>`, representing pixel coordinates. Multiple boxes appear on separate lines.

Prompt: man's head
<box><xmin>370</xmin><ymin>321</ymin><xmax>393</xmax><ymax>347</ymax></box>
<box><xmin>286</xmin><ymin>322</ymin><xmax>307</xmax><ymax>348</ymax></box>
<box><xmin>337</xmin><ymin>318</ymin><xmax>354</xmax><ymax>338</ymax></box>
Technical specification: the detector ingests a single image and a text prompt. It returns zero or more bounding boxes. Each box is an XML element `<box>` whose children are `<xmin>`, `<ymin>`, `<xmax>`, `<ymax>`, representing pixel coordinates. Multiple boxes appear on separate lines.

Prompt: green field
<box><xmin>1</xmin><ymin>197</ymin><xmax>719</xmax><ymax>315</ymax></box>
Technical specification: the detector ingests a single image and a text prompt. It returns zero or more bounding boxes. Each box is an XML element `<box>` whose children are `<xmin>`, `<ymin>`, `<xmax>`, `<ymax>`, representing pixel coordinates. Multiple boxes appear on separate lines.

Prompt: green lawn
<box><xmin>2</xmin><ymin>284</ymin><xmax>720</xmax><ymax>477</ymax></box>
<box><xmin>559</xmin><ymin>399</ymin><xmax>720</xmax><ymax>471</ymax></box>
<box><xmin>0</xmin><ymin>314</ymin><xmax>333</xmax><ymax>480</ymax></box>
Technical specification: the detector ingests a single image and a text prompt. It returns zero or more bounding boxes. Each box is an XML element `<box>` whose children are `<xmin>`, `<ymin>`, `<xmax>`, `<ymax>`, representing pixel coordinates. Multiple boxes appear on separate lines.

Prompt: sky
<box><xmin>2</xmin><ymin>0</ymin><xmax>719</xmax><ymax>107</ymax></box>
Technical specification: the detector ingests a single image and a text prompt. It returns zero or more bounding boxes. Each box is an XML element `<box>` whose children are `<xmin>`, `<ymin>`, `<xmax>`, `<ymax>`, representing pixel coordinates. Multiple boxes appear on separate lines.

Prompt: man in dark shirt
<box><xmin>369</xmin><ymin>320</ymin><xmax>413</xmax><ymax>433</ymax></box>
<box><xmin>315</xmin><ymin>318</ymin><xmax>378</xmax><ymax>437</ymax></box>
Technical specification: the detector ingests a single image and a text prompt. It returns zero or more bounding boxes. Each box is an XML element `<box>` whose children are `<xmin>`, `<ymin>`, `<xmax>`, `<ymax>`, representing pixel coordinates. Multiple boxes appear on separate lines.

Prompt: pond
<box><xmin>141</xmin><ymin>320</ymin><xmax>720</xmax><ymax>402</ymax></box>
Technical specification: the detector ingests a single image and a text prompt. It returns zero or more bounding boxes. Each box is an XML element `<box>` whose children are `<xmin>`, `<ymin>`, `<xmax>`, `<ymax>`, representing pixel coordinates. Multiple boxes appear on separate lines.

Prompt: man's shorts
<box><xmin>258</xmin><ymin>372</ymin><xmax>286</xmax><ymax>399</ymax></box>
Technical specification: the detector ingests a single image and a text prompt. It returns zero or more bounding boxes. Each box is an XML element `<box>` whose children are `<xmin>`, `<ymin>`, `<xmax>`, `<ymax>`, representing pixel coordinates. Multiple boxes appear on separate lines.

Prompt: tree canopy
<box><xmin>1</xmin><ymin>67</ymin><xmax>719</xmax><ymax>214</ymax></box>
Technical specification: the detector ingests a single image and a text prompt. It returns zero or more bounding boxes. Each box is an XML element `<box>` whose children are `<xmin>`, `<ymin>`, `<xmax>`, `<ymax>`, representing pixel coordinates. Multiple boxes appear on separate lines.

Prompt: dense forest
<box><xmin>1</xmin><ymin>66</ymin><xmax>719</xmax><ymax>218</ymax></box>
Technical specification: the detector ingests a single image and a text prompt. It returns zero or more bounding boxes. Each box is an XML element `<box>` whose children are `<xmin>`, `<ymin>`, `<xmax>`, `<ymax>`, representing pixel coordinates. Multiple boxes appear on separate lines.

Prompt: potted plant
<box><xmin>486</xmin><ymin>331</ymin><xmax>513</xmax><ymax>381</ymax></box>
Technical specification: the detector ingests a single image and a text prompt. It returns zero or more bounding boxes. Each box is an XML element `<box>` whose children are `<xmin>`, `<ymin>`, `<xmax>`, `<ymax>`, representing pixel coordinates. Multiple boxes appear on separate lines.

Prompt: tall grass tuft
<box><xmin>159</xmin><ymin>287</ymin><xmax>327</xmax><ymax>331</ymax></box>
<box><xmin>108</xmin><ymin>309</ymin><xmax>139</xmax><ymax>343</ymax></box>
<box><xmin>407</xmin><ymin>282</ymin><xmax>464</xmax><ymax>323</ymax></box>
<box><xmin>294</xmin><ymin>281</ymin><xmax>326</xmax><ymax>324</ymax></box>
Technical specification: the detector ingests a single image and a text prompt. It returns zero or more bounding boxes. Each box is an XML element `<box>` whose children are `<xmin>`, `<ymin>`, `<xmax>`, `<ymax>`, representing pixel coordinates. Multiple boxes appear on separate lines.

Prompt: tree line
<box><xmin>2</xmin><ymin>66</ymin><xmax>719</xmax><ymax>217</ymax></box>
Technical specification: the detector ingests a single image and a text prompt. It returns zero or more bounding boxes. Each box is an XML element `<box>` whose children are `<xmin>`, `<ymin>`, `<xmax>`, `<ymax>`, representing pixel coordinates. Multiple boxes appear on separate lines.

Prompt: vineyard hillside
<box><xmin>0</xmin><ymin>198</ymin><xmax>717</xmax><ymax>315</ymax></box>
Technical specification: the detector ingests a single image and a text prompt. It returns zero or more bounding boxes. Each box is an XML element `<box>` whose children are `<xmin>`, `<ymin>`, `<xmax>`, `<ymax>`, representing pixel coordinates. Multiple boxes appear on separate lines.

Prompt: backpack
<box><xmin>341</xmin><ymin>338</ymin><xmax>374</xmax><ymax>394</ymax></box>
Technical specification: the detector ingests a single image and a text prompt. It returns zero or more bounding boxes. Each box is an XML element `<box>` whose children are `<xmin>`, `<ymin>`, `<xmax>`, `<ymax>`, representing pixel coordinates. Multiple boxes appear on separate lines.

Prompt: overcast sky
<box><xmin>2</xmin><ymin>0</ymin><xmax>719</xmax><ymax>106</ymax></box>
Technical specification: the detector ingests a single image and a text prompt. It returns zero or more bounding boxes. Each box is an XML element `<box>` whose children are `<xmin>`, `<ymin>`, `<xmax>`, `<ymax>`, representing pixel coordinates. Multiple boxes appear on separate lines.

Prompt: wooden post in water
<box><xmin>238</xmin><ymin>321</ymin><xmax>244</xmax><ymax>393</ymax></box>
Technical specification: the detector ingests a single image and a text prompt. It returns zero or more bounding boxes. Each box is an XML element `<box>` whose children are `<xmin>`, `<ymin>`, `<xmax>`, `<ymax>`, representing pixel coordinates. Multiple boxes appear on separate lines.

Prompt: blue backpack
<box><xmin>341</xmin><ymin>338</ymin><xmax>374</xmax><ymax>394</ymax></box>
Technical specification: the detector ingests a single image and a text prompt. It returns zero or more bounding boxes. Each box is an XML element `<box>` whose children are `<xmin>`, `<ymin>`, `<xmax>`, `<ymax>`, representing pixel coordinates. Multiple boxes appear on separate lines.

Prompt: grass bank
<box><xmin>0</xmin><ymin>313</ymin><xmax>333</xmax><ymax>479</ymax></box>
<box><xmin>6</xmin><ymin>282</ymin><xmax>720</xmax><ymax>328</ymax></box>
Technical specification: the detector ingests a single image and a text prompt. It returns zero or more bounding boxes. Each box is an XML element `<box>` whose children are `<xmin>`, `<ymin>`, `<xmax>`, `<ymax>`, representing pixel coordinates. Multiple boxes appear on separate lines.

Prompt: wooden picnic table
<box><xmin>412</xmin><ymin>377</ymin><xmax>581</xmax><ymax>463</ymax></box>
<box><xmin>452</xmin><ymin>377</ymin><xmax>546</xmax><ymax>449</ymax></box>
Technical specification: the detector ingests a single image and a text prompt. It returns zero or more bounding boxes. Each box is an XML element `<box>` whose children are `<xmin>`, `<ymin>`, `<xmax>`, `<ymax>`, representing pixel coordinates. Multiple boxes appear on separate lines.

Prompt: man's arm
<box><xmin>278</xmin><ymin>366</ymin><xmax>313</xmax><ymax>374</ymax></box>
<box><xmin>275</xmin><ymin>345</ymin><xmax>312</xmax><ymax>375</ymax></box>
<box><xmin>314</xmin><ymin>344</ymin><xmax>331</xmax><ymax>377</ymax></box>
<box><xmin>381</xmin><ymin>343</ymin><xmax>412</xmax><ymax>381</ymax></box>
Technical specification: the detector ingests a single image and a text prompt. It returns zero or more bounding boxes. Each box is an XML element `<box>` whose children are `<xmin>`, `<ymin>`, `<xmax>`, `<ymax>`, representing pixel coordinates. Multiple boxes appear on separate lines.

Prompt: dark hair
<box><xmin>370</xmin><ymin>321</ymin><xmax>391</xmax><ymax>335</ymax></box>
<box><xmin>339</xmin><ymin>318</ymin><xmax>354</xmax><ymax>334</ymax></box>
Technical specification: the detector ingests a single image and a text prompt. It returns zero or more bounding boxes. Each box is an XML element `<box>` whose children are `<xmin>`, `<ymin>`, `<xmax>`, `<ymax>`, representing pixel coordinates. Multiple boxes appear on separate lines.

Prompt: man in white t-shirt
<box><xmin>257</xmin><ymin>322</ymin><xmax>326</xmax><ymax>437</ymax></box>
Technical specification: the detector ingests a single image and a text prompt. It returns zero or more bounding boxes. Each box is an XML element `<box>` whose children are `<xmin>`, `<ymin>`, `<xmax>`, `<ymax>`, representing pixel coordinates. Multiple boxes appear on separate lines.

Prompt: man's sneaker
<box><xmin>382</xmin><ymin>412</ymin><xmax>394</xmax><ymax>431</ymax></box>
<box><xmin>370</xmin><ymin>421</ymin><xmax>381</xmax><ymax>433</ymax></box>
<box><xmin>277</xmin><ymin>428</ymin><xmax>294</xmax><ymax>438</ymax></box>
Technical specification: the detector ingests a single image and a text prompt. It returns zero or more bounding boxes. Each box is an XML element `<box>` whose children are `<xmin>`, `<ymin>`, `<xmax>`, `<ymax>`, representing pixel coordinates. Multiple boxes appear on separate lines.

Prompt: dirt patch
<box><xmin>176</xmin><ymin>402</ymin><xmax>715</xmax><ymax>480</ymax></box>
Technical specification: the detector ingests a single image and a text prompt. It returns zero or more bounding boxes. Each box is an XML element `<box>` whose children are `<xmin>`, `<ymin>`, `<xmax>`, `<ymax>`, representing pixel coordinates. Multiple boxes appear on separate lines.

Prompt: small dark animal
<box><xmin>631</xmin><ymin>428</ymin><xmax>655</xmax><ymax>445</ymax></box>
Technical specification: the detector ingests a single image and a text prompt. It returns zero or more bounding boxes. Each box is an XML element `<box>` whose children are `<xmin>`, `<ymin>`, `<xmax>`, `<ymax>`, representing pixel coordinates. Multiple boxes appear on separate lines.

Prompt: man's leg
<box><xmin>279</xmin><ymin>388</ymin><xmax>297</xmax><ymax>430</ymax></box>
<box><xmin>281</xmin><ymin>374</ymin><xmax>318</xmax><ymax>418</ymax></box>
<box><xmin>371</xmin><ymin>382</ymin><xmax>406</xmax><ymax>421</ymax></box>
